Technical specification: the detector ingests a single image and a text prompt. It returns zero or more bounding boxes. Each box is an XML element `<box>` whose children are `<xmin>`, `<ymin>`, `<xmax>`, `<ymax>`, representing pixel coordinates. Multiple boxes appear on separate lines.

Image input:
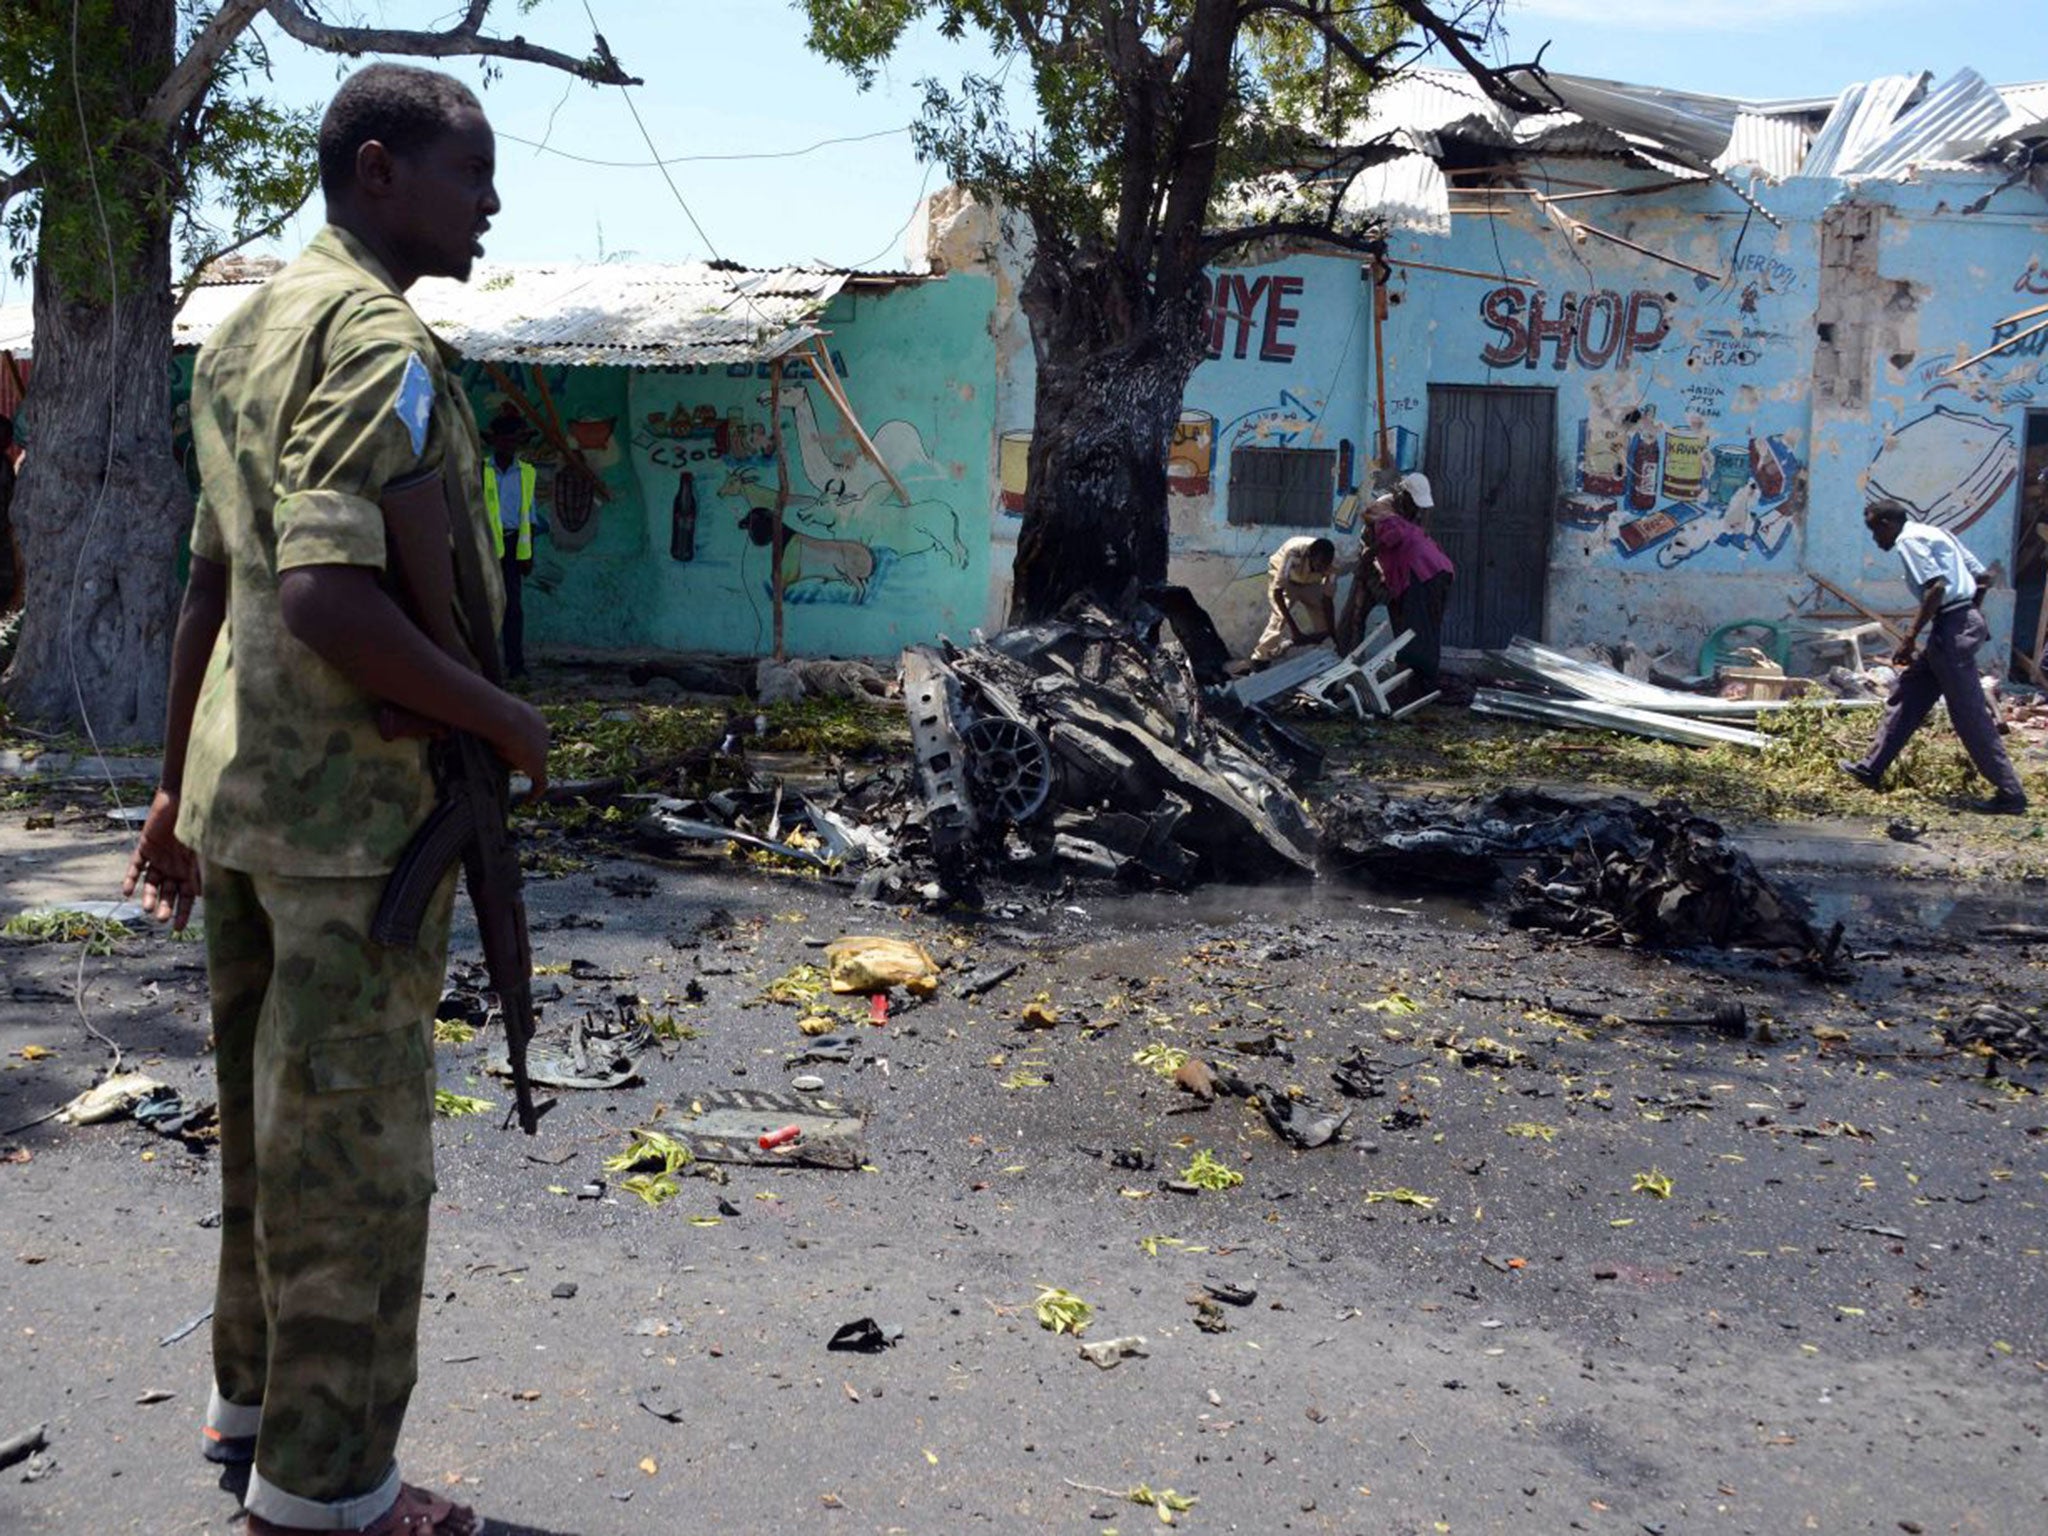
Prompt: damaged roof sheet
<box><xmin>1354</xmin><ymin>65</ymin><xmax>2048</xmax><ymax>189</ymax></box>
<box><xmin>2</xmin><ymin>261</ymin><xmax>887</xmax><ymax>364</ymax></box>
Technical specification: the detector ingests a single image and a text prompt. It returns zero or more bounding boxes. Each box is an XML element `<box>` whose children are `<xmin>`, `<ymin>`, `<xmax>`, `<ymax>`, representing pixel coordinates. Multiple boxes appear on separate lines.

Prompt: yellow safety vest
<box><xmin>483</xmin><ymin>459</ymin><xmax>537</xmax><ymax>560</ymax></box>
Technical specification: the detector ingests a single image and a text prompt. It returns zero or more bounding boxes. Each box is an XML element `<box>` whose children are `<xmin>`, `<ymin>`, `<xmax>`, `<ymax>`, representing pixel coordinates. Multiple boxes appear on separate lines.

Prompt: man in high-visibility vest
<box><xmin>481</xmin><ymin>408</ymin><xmax>537</xmax><ymax>677</ymax></box>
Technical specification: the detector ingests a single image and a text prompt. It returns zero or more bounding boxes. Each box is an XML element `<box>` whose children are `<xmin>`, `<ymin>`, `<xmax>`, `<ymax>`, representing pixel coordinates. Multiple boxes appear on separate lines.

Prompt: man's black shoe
<box><xmin>1837</xmin><ymin>759</ymin><xmax>1882</xmax><ymax>791</ymax></box>
<box><xmin>1967</xmin><ymin>793</ymin><xmax>2029</xmax><ymax>816</ymax></box>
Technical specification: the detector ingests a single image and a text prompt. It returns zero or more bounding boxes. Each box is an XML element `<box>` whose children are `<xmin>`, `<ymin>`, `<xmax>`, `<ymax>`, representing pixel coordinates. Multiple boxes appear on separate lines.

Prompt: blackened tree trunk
<box><xmin>3</xmin><ymin>0</ymin><xmax>185</xmax><ymax>743</ymax></box>
<box><xmin>1010</xmin><ymin>251</ymin><xmax>1208</xmax><ymax>621</ymax></box>
<box><xmin>1006</xmin><ymin>0</ymin><xmax>1236</xmax><ymax>625</ymax></box>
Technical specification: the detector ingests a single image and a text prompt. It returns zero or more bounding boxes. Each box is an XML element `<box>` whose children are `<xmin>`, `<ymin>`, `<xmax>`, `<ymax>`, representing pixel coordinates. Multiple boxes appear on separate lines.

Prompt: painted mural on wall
<box><xmin>996</xmin><ymin>263</ymin><xmax>1327</xmax><ymax>520</ymax></box>
<box><xmin>1477</xmin><ymin>248</ymin><xmax>1813</xmax><ymax>572</ymax></box>
<box><xmin>1561</xmin><ymin>405</ymin><xmax>1804</xmax><ymax>570</ymax></box>
<box><xmin>1865</xmin><ymin>256</ymin><xmax>2045</xmax><ymax>535</ymax></box>
<box><xmin>631</xmin><ymin>361</ymin><xmax>971</xmax><ymax>617</ymax></box>
<box><xmin>624</xmin><ymin>274</ymin><xmax>995</xmax><ymax>657</ymax></box>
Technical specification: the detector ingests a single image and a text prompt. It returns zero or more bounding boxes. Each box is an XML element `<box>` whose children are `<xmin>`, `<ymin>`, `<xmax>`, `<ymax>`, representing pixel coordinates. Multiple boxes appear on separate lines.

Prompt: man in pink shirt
<box><xmin>1362</xmin><ymin>476</ymin><xmax>1455</xmax><ymax>692</ymax></box>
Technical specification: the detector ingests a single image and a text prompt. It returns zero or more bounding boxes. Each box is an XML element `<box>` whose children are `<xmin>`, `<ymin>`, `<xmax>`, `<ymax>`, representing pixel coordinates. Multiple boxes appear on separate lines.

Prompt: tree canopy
<box><xmin>802</xmin><ymin>0</ymin><xmax>1543</xmax><ymax>272</ymax></box>
<box><xmin>0</xmin><ymin>1</ymin><xmax>635</xmax><ymax>297</ymax></box>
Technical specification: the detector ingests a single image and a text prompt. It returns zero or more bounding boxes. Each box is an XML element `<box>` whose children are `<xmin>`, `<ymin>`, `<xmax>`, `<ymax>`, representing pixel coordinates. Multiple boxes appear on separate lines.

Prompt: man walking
<box><xmin>482</xmin><ymin>408</ymin><xmax>537</xmax><ymax>678</ymax></box>
<box><xmin>1839</xmin><ymin>498</ymin><xmax>2028</xmax><ymax>815</ymax></box>
<box><xmin>123</xmin><ymin>64</ymin><xmax>548</xmax><ymax>1535</ymax></box>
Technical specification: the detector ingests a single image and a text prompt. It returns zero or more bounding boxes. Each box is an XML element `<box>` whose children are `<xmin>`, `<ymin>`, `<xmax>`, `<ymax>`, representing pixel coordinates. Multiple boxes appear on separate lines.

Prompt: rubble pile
<box><xmin>1943</xmin><ymin>1000</ymin><xmax>2048</xmax><ymax>1062</ymax></box>
<box><xmin>1322</xmin><ymin>788</ymin><xmax>1834</xmax><ymax>964</ymax></box>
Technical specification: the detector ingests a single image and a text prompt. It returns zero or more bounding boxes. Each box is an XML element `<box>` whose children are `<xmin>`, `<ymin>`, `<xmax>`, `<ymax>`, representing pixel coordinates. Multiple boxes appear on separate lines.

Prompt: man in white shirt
<box><xmin>1839</xmin><ymin>499</ymin><xmax>2028</xmax><ymax>814</ymax></box>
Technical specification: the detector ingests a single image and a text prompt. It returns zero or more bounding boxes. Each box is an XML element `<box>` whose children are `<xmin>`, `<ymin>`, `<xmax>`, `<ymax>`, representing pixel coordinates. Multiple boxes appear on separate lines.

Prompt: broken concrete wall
<box><xmin>1805</xmin><ymin>174</ymin><xmax>2043</xmax><ymax>658</ymax></box>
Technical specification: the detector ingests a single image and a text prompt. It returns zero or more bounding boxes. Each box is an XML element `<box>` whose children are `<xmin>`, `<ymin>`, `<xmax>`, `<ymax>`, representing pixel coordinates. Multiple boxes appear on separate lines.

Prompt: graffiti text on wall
<box><xmin>1480</xmin><ymin>286</ymin><xmax>1671</xmax><ymax>371</ymax></box>
<box><xmin>1201</xmin><ymin>273</ymin><xmax>1304</xmax><ymax>364</ymax></box>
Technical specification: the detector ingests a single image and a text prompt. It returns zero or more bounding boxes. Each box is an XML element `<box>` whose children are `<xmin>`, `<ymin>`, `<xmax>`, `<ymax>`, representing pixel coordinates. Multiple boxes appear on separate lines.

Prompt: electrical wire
<box><xmin>61</xmin><ymin>0</ymin><xmax>132</xmax><ymax>1075</ymax></box>
<box><xmin>841</xmin><ymin>160</ymin><xmax>939</xmax><ymax>272</ymax></box>
<box><xmin>499</xmin><ymin>123</ymin><xmax>911</xmax><ymax>169</ymax></box>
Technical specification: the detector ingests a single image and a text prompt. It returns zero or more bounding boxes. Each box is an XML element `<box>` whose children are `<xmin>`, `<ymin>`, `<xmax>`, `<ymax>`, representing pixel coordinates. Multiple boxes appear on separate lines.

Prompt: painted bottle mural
<box><xmin>1748</xmin><ymin>434</ymin><xmax>1787</xmax><ymax>500</ymax></box>
<box><xmin>1627</xmin><ymin>407</ymin><xmax>1661</xmax><ymax>512</ymax></box>
<box><xmin>670</xmin><ymin>471</ymin><xmax>697</xmax><ymax>562</ymax></box>
<box><xmin>1577</xmin><ymin>416</ymin><xmax>1628</xmax><ymax>496</ymax></box>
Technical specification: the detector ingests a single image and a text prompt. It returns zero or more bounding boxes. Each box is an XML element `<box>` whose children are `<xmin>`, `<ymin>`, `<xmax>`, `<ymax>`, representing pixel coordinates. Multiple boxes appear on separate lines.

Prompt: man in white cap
<box><xmin>1395</xmin><ymin>471</ymin><xmax>1434</xmax><ymax>527</ymax></box>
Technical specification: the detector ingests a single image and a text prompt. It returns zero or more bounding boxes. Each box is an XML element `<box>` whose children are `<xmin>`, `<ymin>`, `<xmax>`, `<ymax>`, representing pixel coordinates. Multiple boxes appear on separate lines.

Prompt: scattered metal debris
<box><xmin>654</xmin><ymin>1087</ymin><xmax>866</xmax><ymax>1169</ymax></box>
<box><xmin>1323</xmin><ymin>788</ymin><xmax>1838</xmax><ymax>969</ymax></box>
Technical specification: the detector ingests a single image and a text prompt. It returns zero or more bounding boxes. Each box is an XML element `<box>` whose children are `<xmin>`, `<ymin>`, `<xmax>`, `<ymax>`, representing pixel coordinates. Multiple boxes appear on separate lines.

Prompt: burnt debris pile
<box><xmin>1323</xmin><ymin>787</ymin><xmax>1838</xmax><ymax>967</ymax></box>
<box><xmin>901</xmin><ymin>604</ymin><xmax>1319</xmax><ymax>899</ymax></box>
<box><xmin>629</xmin><ymin>604</ymin><xmax>1319</xmax><ymax>903</ymax></box>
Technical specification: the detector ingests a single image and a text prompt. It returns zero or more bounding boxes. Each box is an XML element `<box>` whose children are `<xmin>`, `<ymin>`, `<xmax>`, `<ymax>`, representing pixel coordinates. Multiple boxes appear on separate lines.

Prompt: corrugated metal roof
<box><xmin>1798</xmin><ymin>73</ymin><xmax>1927</xmax><ymax>179</ymax></box>
<box><xmin>4</xmin><ymin>260</ymin><xmax>880</xmax><ymax>363</ymax></box>
<box><xmin>1714</xmin><ymin>111</ymin><xmax>1811</xmax><ymax>183</ymax></box>
<box><xmin>1997</xmin><ymin>81</ymin><xmax>2048</xmax><ymax>136</ymax></box>
<box><xmin>1341</xmin><ymin>152</ymin><xmax>1450</xmax><ymax>236</ymax></box>
<box><xmin>1841</xmin><ymin>68</ymin><xmax>2012</xmax><ymax>177</ymax></box>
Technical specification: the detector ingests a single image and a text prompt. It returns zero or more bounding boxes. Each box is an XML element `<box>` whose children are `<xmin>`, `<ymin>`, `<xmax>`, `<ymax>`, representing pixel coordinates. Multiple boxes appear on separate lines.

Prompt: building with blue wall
<box><xmin>984</xmin><ymin>67</ymin><xmax>2048</xmax><ymax>682</ymax></box>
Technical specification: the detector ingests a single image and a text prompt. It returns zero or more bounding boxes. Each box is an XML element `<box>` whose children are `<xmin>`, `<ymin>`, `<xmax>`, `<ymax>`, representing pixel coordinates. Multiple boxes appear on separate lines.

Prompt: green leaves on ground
<box><xmin>4</xmin><ymin>909</ymin><xmax>127</xmax><ymax>954</ymax></box>
<box><xmin>1179</xmin><ymin>1149</ymin><xmax>1243</xmax><ymax>1191</ymax></box>
<box><xmin>1365</xmin><ymin>1187</ymin><xmax>1438</xmax><ymax>1208</ymax></box>
<box><xmin>1033</xmin><ymin>1285</ymin><xmax>1093</xmax><ymax>1336</ymax></box>
<box><xmin>606</xmin><ymin>1129</ymin><xmax>694</xmax><ymax>1207</ymax></box>
<box><xmin>434</xmin><ymin>1090</ymin><xmax>493</xmax><ymax>1118</ymax></box>
<box><xmin>1632</xmin><ymin>1168</ymin><xmax>1675</xmax><ymax>1199</ymax></box>
<box><xmin>1132</xmin><ymin>1042</ymin><xmax>1189</xmax><ymax>1077</ymax></box>
<box><xmin>1364</xmin><ymin>991</ymin><xmax>1422</xmax><ymax>1015</ymax></box>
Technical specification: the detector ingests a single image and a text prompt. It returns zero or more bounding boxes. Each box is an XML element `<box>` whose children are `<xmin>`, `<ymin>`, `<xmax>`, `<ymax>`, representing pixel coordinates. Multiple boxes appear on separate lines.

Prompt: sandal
<box><xmin>245</xmin><ymin>1482</ymin><xmax>482</xmax><ymax>1536</ymax></box>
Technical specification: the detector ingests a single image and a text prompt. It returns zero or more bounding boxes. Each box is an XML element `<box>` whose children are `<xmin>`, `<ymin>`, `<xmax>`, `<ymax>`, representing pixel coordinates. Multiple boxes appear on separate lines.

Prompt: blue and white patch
<box><xmin>392</xmin><ymin>351</ymin><xmax>434</xmax><ymax>459</ymax></box>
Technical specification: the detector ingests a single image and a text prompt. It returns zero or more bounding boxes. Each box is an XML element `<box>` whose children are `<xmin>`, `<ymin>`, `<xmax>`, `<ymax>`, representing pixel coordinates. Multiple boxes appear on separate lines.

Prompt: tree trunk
<box><xmin>1</xmin><ymin>0</ymin><xmax>186</xmax><ymax>743</ymax></box>
<box><xmin>1009</xmin><ymin>248</ymin><xmax>1208</xmax><ymax>624</ymax></box>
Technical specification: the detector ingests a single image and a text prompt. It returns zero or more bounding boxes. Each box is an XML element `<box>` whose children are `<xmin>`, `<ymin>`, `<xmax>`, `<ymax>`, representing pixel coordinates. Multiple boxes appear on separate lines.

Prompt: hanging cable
<box><xmin>58</xmin><ymin>0</ymin><xmax>133</xmax><ymax>1074</ymax></box>
<box><xmin>499</xmin><ymin>123</ymin><xmax>911</xmax><ymax>169</ymax></box>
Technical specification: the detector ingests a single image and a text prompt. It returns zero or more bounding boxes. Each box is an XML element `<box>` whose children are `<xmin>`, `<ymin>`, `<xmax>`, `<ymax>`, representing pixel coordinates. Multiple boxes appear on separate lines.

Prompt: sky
<box><xmin>53</xmin><ymin>1</ymin><xmax>2048</xmax><ymax>281</ymax></box>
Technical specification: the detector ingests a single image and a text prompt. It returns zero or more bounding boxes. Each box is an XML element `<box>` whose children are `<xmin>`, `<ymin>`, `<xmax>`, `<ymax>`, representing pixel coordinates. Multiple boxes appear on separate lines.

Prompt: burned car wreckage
<box><xmin>629</xmin><ymin>598</ymin><xmax>1830</xmax><ymax>971</ymax></box>
<box><xmin>899</xmin><ymin>601</ymin><xmax>1321</xmax><ymax>899</ymax></box>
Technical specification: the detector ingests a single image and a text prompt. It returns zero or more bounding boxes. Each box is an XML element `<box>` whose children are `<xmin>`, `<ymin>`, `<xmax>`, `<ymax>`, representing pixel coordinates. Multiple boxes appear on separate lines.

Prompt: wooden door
<box><xmin>1423</xmin><ymin>385</ymin><xmax>1557</xmax><ymax>648</ymax></box>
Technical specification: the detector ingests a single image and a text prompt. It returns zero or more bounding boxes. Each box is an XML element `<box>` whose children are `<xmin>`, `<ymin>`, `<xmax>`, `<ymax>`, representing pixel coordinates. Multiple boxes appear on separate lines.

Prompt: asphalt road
<box><xmin>2</xmin><ymin>810</ymin><xmax>2045</xmax><ymax>1535</ymax></box>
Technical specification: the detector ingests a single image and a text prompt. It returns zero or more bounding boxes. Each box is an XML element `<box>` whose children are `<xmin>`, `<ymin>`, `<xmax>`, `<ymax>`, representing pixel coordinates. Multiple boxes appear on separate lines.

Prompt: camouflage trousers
<box><xmin>201</xmin><ymin>860</ymin><xmax>455</xmax><ymax>1525</ymax></box>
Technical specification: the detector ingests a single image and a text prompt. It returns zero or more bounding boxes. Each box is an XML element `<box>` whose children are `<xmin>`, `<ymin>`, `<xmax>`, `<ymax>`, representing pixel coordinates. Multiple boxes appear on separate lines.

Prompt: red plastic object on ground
<box><xmin>869</xmin><ymin>993</ymin><xmax>889</xmax><ymax>1026</ymax></box>
<box><xmin>758</xmin><ymin>1124</ymin><xmax>802</xmax><ymax>1151</ymax></box>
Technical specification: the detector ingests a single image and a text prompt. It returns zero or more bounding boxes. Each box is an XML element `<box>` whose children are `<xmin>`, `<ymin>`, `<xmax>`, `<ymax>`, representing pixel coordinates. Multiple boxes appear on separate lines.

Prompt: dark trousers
<box><xmin>1391</xmin><ymin>571</ymin><xmax>1452</xmax><ymax>686</ymax></box>
<box><xmin>1854</xmin><ymin>603</ymin><xmax>2023</xmax><ymax>799</ymax></box>
<box><xmin>499</xmin><ymin>550</ymin><xmax>525</xmax><ymax>678</ymax></box>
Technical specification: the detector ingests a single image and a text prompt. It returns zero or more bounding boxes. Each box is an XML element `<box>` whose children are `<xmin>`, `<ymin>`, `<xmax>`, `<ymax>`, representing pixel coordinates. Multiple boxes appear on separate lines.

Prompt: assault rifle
<box><xmin>370</xmin><ymin>469</ymin><xmax>552</xmax><ymax>1134</ymax></box>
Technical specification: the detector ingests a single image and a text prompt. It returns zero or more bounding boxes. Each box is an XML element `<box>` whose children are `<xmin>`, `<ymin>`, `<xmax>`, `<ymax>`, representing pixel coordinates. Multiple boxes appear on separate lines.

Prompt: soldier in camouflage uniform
<box><xmin>125</xmin><ymin>65</ymin><xmax>548</xmax><ymax>1535</ymax></box>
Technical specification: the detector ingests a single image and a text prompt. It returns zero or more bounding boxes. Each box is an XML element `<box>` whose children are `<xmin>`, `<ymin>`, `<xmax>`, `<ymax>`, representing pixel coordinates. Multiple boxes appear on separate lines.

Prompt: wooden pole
<box><xmin>1368</xmin><ymin>255</ymin><xmax>1390</xmax><ymax>468</ymax></box>
<box><xmin>1533</xmin><ymin>198</ymin><xmax>1725</xmax><ymax>283</ymax></box>
<box><xmin>1808</xmin><ymin>572</ymin><xmax>1908</xmax><ymax>644</ymax></box>
<box><xmin>481</xmin><ymin>361</ymin><xmax>610</xmax><ymax>502</ymax></box>
<box><xmin>806</xmin><ymin>339</ymin><xmax>911</xmax><ymax>505</ymax></box>
<box><xmin>1991</xmin><ymin>298</ymin><xmax>2048</xmax><ymax>330</ymax></box>
<box><xmin>1942</xmin><ymin>315</ymin><xmax>2048</xmax><ymax>376</ymax></box>
<box><xmin>769</xmin><ymin>356</ymin><xmax>789</xmax><ymax>662</ymax></box>
<box><xmin>1386</xmin><ymin>256</ymin><xmax>1539</xmax><ymax>286</ymax></box>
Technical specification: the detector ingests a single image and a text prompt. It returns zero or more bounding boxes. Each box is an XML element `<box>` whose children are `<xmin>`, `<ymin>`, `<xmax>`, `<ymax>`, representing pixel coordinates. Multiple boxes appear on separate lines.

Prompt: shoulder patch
<box><xmin>393</xmin><ymin>352</ymin><xmax>435</xmax><ymax>458</ymax></box>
